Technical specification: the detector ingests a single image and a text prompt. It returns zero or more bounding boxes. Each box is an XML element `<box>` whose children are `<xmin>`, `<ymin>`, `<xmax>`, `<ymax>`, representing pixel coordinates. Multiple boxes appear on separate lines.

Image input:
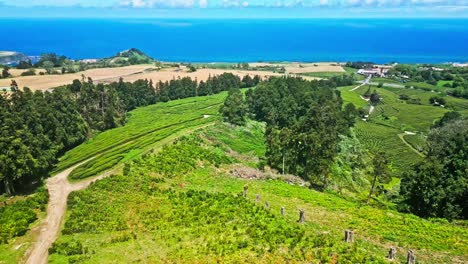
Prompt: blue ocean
<box><xmin>1</xmin><ymin>18</ymin><xmax>467</xmax><ymax>63</ymax></box>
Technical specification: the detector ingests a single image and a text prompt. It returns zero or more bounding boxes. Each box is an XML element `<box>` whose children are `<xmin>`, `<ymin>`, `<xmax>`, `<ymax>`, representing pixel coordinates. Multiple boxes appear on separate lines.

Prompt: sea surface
<box><xmin>1</xmin><ymin>18</ymin><xmax>467</xmax><ymax>63</ymax></box>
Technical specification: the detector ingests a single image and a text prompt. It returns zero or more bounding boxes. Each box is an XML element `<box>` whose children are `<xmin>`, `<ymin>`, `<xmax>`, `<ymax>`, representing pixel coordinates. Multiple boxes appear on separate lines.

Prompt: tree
<box><xmin>220</xmin><ymin>88</ymin><xmax>247</xmax><ymax>126</ymax></box>
<box><xmin>17</xmin><ymin>60</ymin><xmax>32</xmax><ymax>69</ymax></box>
<box><xmin>429</xmin><ymin>96</ymin><xmax>446</xmax><ymax>106</ymax></box>
<box><xmin>2</xmin><ymin>66</ymin><xmax>10</xmax><ymax>78</ymax></box>
<box><xmin>42</xmin><ymin>61</ymin><xmax>55</xmax><ymax>74</ymax></box>
<box><xmin>367</xmin><ymin>152</ymin><xmax>391</xmax><ymax>203</ymax></box>
<box><xmin>399</xmin><ymin>119</ymin><xmax>468</xmax><ymax>220</ymax></box>
<box><xmin>432</xmin><ymin>111</ymin><xmax>461</xmax><ymax>128</ymax></box>
<box><xmin>343</xmin><ymin>103</ymin><xmax>358</xmax><ymax>127</ymax></box>
<box><xmin>369</xmin><ymin>91</ymin><xmax>381</xmax><ymax>106</ymax></box>
<box><xmin>246</xmin><ymin>77</ymin><xmax>348</xmax><ymax>187</ymax></box>
<box><xmin>188</xmin><ymin>65</ymin><xmax>197</xmax><ymax>72</ymax></box>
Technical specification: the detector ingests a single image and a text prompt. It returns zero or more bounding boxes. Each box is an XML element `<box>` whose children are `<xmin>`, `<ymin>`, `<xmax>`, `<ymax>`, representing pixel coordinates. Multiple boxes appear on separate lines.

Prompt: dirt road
<box><xmin>24</xmin><ymin>161</ymin><xmax>113</xmax><ymax>264</ymax></box>
<box><xmin>350</xmin><ymin>75</ymin><xmax>371</xmax><ymax>91</ymax></box>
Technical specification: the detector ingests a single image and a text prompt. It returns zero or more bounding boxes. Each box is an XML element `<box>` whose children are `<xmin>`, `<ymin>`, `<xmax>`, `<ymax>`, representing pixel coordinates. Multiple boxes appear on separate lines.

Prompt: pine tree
<box><xmin>220</xmin><ymin>88</ymin><xmax>247</xmax><ymax>126</ymax></box>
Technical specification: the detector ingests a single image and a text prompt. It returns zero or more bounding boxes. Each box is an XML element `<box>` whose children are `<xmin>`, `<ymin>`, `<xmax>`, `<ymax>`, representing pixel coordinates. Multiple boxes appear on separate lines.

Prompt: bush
<box><xmin>0</xmin><ymin>187</ymin><xmax>49</xmax><ymax>243</ymax></box>
<box><xmin>20</xmin><ymin>69</ymin><xmax>36</xmax><ymax>76</ymax></box>
<box><xmin>49</xmin><ymin>239</ymin><xmax>85</xmax><ymax>256</ymax></box>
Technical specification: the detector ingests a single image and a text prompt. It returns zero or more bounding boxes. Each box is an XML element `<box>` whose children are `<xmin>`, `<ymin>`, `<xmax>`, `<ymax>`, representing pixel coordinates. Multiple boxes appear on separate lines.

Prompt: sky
<box><xmin>0</xmin><ymin>0</ymin><xmax>467</xmax><ymax>18</ymax></box>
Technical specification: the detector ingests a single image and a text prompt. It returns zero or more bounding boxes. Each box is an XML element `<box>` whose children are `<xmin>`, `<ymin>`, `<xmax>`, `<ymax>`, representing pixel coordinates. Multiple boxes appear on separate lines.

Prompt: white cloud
<box><xmin>199</xmin><ymin>0</ymin><xmax>208</xmax><ymax>7</ymax></box>
<box><xmin>344</xmin><ymin>0</ymin><xmax>468</xmax><ymax>6</ymax></box>
<box><xmin>121</xmin><ymin>0</ymin><xmax>195</xmax><ymax>8</ymax></box>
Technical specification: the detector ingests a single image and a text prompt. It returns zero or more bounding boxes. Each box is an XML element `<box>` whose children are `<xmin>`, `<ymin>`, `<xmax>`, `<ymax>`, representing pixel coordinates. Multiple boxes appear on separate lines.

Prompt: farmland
<box><xmin>339</xmin><ymin>81</ymin><xmax>468</xmax><ymax>176</ymax></box>
<box><xmin>0</xmin><ymin>64</ymin><xmax>322</xmax><ymax>91</ymax></box>
<box><xmin>55</xmin><ymin>92</ymin><xmax>229</xmax><ymax>180</ymax></box>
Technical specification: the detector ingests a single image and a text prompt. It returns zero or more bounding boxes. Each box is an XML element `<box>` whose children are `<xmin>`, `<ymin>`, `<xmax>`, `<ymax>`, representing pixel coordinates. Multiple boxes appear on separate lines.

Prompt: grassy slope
<box><xmin>49</xmin><ymin>122</ymin><xmax>467</xmax><ymax>264</ymax></box>
<box><xmin>342</xmin><ymin>82</ymin><xmax>468</xmax><ymax>176</ymax></box>
<box><xmin>55</xmin><ymin>93</ymin><xmax>228</xmax><ymax>180</ymax></box>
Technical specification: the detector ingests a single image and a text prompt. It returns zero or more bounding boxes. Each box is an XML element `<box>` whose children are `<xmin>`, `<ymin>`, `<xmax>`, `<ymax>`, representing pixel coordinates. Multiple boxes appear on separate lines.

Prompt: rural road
<box><xmin>350</xmin><ymin>75</ymin><xmax>371</xmax><ymax>91</ymax></box>
<box><xmin>23</xmin><ymin>119</ymin><xmax>215</xmax><ymax>264</ymax></box>
<box><xmin>24</xmin><ymin>161</ymin><xmax>113</xmax><ymax>264</ymax></box>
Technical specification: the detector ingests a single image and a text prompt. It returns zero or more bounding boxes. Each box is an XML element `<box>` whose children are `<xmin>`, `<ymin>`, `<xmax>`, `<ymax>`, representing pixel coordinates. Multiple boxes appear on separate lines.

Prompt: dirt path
<box><xmin>350</xmin><ymin>79</ymin><xmax>424</xmax><ymax>159</ymax></box>
<box><xmin>398</xmin><ymin>133</ymin><xmax>425</xmax><ymax>158</ymax></box>
<box><xmin>22</xmin><ymin>119</ymin><xmax>215</xmax><ymax>264</ymax></box>
<box><xmin>350</xmin><ymin>75</ymin><xmax>371</xmax><ymax>91</ymax></box>
<box><xmin>24</xmin><ymin>161</ymin><xmax>114</xmax><ymax>264</ymax></box>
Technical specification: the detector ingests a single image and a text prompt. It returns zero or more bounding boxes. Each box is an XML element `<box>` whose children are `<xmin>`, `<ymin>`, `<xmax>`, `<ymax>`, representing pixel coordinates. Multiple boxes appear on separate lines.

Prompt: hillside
<box><xmin>101</xmin><ymin>48</ymin><xmax>154</xmax><ymax>65</ymax></box>
<box><xmin>45</xmin><ymin>121</ymin><xmax>467</xmax><ymax>263</ymax></box>
<box><xmin>0</xmin><ymin>51</ymin><xmax>29</xmax><ymax>65</ymax></box>
<box><xmin>1</xmin><ymin>77</ymin><xmax>467</xmax><ymax>264</ymax></box>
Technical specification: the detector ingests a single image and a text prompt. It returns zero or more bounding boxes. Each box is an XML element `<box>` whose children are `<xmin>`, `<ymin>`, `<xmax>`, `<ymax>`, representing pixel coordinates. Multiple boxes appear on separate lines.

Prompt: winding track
<box><xmin>23</xmin><ymin>120</ymin><xmax>216</xmax><ymax>264</ymax></box>
<box><xmin>24</xmin><ymin>160</ymin><xmax>113</xmax><ymax>264</ymax></box>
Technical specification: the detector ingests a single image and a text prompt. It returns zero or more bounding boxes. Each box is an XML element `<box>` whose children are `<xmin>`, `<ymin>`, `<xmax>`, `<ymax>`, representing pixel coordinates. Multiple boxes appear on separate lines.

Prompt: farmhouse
<box><xmin>358</xmin><ymin>66</ymin><xmax>390</xmax><ymax>77</ymax></box>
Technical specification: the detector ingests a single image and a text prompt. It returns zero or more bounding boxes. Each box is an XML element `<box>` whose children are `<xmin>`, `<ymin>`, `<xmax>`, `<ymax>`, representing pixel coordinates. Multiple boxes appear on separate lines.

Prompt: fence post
<box><xmin>344</xmin><ymin>230</ymin><xmax>354</xmax><ymax>243</ymax></box>
<box><xmin>298</xmin><ymin>209</ymin><xmax>305</xmax><ymax>223</ymax></box>
<box><xmin>407</xmin><ymin>250</ymin><xmax>416</xmax><ymax>264</ymax></box>
<box><xmin>387</xmin><ymin>247</ymin><xmax>396</xmax><ymax>260</ymax></box>
<box><xmin>281</xmin><ymin>207</ymin><xmax>285</xmax><ymax>216</ymax></box>
<box><xmin>243</xmin><ymin>185</ymin><xmax>248</xmax><ymax>197</ymax></box>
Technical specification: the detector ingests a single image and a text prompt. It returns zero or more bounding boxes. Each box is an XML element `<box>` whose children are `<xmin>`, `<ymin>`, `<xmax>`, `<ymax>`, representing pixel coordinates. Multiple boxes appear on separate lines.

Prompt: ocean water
<box><xmin>1</xmin><ymin>18</ymin><xmax>467</xmax><ymax>63</ymax></box>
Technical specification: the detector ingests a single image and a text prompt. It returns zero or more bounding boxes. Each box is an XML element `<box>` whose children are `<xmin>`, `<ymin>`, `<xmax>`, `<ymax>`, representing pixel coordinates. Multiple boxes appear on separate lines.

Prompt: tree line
<box><xmin>0</xmin><ymin>73</ymin><xmax>261</xmax><ymax>195</ymax></box>
<box><xmin>222</xmin><ymin>75</ymin><xmax>356</xmax><ymax>188</ymax></box>
<box><xmin>399</xmin><ymin>112</ymin><xmax>467</xmax><ymax>220</ymax></box>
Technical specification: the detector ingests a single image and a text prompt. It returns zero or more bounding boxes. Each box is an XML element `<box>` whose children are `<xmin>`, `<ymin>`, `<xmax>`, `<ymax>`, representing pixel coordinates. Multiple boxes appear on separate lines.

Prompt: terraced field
<box><xmin>55</xmin><ymin>93</ymin><xmax>228</xmax><ymax>180</ymax></box>
<box><xmin>354</xmin><ymin>121</ymin><xmax>422</xmax><ymax>174</ymax></box>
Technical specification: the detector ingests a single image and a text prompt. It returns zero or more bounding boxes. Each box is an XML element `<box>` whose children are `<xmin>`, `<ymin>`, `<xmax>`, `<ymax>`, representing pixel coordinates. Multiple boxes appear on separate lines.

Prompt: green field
<box><xmin>350</xmin><ymin>85</ymin><xmax>451</xmax><ymax>132</ymax></box>
<box><xmin>55</xmin><ymin>93</ymin><xmax>229</xmax><ymax>180</ymax></box>
<box><xmin>337</xmin><ymin>86</ymin><xmax>369</xmax><ymax>108</ymax></box>
<box><xmin>354</xmin><ymin>121</ymin><xmax>422</xmax><ymax>174</ymax></box>
<box><xmin>437</xmin><ymin>80</ymin><xmax>453</xmax><ymax>87</ymax></box>
<box><xmin>403</xmin><ymin>134</ymin><xmax>426</xmax><ymax>154</ymax></box>
<box><xmin>301</xmin><ymin>71</ymin><xmax>366</xmax><ymax>81</ymax></box>
<box><xmin>338</xmin><ymin>83</ymin><xmax>455</xmax><ymax>175</ymax></box>
<box><xmin>48</xmin><ymin>122</ymin><xmax>467</xmax><ymax>264</ymax></box>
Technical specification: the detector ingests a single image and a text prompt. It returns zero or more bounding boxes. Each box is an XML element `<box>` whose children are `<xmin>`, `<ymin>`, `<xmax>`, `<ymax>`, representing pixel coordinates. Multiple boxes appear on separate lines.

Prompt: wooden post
<box><xmin>265</xmin><ymin>201</ymin><xmax>269</xmax><ymax>209</ymax></box>
<box><xmin>344</xmin><ymin>230</ymin><xmax>354</xmax><ymax>243</ymax></box>
<box><xmin>281</xmin><ymin>207</ymin><xmax>285</xmax><ymax>216</ymax></box>
<box><xmin>243</xmin><ymin>185</ymin><xmax>248</xmax><ymax>198</ymax></box>
<box><xmin>407</xmin><ymin>250</ymin><xmax>416</xmax><ymax>264</ymax></box>
<box><xmin>298</xmin><ymin>209</ymin><xmax>305</xmax><ymax>223</ymax></box>
<box><xmin>256</xmin><ymin>194</ymin><xmax>261</xmax><ymax>202</ymax></box>
<box><xmin>387</xmin><ymin>247</ymin><xmax>396</xmax><ymax>260</ymax></box>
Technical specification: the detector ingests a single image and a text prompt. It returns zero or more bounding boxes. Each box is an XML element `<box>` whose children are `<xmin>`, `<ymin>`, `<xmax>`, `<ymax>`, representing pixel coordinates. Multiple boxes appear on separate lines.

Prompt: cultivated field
<box><xmin>55</xmin><ymin>93</ymin><xmax>228</xmax><ymax>180</ymax></box>
<box><xmin>0</xmin><ymin>64</ymin><xmax>320</xmax><ymax>91</ymax></box>
<box><xmin>249</xmin><ymin>62</ymin><xmax>345</xmax><ymax>74</ymax></box>
<box><xmin>0</xmin><ymin>64</ymin><xmax>154</xmax><ymax>90</ymax></box>
<box><xmin>7</xmin><ymin>68</ymin><xmax>47</xmax><ymax>77</ymax></box>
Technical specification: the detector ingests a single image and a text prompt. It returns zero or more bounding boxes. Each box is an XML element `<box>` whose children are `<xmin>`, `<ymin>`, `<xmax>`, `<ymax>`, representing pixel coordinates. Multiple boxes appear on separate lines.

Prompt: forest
<box><xmin>0</xmin><ymin>73</ymin><xmax>260</xmax><ymax>195</ymax></box>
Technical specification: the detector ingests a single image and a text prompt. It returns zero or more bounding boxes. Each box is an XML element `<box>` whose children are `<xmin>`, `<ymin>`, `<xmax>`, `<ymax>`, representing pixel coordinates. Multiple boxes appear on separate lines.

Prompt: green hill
<box><xmin>100</xmin><ymin>48</ymin><xmax>154</xmax><ymax>65</ymax></box>
<box><xmin>46</xmin><ymin>120</ymin><xmax>466</xmax><ymax>263</ymax></box>
<box><xmin>1</xmin><ymin>79</ymin><xmax>467</xmax><ymax>264</ymax></box>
